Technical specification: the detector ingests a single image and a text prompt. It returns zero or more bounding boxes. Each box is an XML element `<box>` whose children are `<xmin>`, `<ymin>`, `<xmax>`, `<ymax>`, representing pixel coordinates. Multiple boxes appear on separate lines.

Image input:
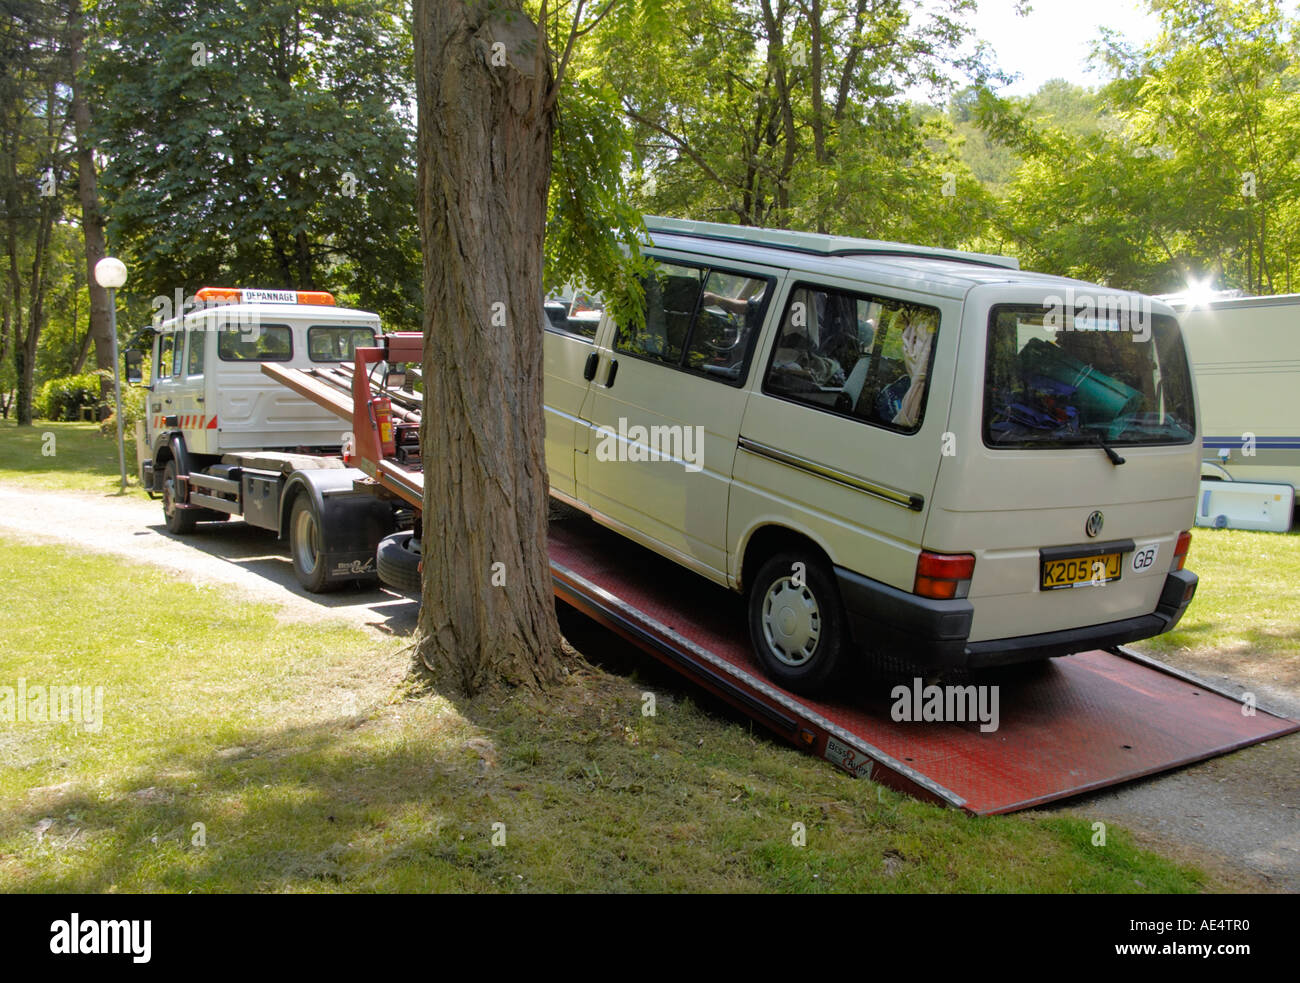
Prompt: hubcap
<box><xmin>761</xmin><ymin>576</ymin><xmax>821</xmax><ymax>667</ymax></box>
<box><xmin>294</xmin><ymin>509</ymin><xmax>320</xmax><ymax>575</ymax></box>
<box><xmin>163</xmin><ymin>474</ymin><xmax>177</xmax><ymax>517</ymax></box>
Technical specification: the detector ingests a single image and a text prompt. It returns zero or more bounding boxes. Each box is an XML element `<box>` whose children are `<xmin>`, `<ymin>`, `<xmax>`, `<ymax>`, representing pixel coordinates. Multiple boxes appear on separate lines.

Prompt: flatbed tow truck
<box><xmin>251</xmin><ymin>329</ymin><xmax>1299</xmax><ymax>815</ymax></box>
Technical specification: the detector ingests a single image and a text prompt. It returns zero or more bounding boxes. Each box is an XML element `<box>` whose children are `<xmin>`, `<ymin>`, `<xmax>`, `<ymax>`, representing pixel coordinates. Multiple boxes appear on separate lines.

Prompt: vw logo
<box><xmin>1085</xmin><ymin>511</ymin><xmax>1104</xmax><ymax>538</ymax></box>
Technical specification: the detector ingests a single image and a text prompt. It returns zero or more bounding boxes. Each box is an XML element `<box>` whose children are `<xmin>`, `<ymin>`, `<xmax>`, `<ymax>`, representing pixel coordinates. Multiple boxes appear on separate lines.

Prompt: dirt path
<box><xmin>0</xmin><ymin>482</ymin><xmax>418</xmax><ymax>637</ymax></box>
<box><xmin>2</xmin><ymin>480</ymin><xmax>1296</xmax><ymax>891</ymax></box>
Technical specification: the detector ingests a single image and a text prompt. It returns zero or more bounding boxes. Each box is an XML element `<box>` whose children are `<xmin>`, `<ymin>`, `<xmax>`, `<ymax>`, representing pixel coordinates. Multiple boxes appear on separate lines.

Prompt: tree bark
<box><xmin>66</xmin><ymin>0</ymin><xmax>114</xmax><ymax>418</ymax></box>
<box><xmin>412</xmin><ymin>0</ymin><xmax>562</xmax><ymax>694</ymax></box>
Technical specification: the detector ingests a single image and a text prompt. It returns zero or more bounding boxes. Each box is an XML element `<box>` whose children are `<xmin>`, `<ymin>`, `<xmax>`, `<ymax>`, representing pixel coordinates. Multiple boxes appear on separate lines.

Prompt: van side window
<box><xmin>615</xmin><ymin>263</ymin><xmax>701</xmax><ymax>365</ymax></box>
<box><xmin>763</xmin><ymin>285</ymin><xmax>940</xmax><ymax>434</ymax></box>
<box><xmin>615</xmin><ymin>261</ymin><xmax>773</xmax><ymax>385</ymax></box>
<box><xmin>545</xmin><ymin>292</ymin><xmax>603</xmax><ymax>340</ymax></box>
<box><xmin>186</xmin><ymin>327</ymin><xmax>204</xmax><ymax>376</ymax></box>
<box><xmin>683</xmin><ymin>270</ymin><xmax>771</xmax><ymax>383</ymax></box>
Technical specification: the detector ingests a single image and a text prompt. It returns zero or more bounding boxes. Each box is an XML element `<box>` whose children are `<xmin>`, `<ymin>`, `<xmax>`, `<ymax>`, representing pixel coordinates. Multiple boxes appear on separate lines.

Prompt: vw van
<box><xmin>543</xmin><ymin>217</ymin><xmax>1200</xmax><ymax>694</ymax></box>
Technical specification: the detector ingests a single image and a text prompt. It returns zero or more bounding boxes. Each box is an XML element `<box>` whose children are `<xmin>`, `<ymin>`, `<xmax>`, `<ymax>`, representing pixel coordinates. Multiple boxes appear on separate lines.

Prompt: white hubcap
<box><xmin>761</xmin><ymin>576</ymin><xmax>821</xmax><ymax>667</ymax></box>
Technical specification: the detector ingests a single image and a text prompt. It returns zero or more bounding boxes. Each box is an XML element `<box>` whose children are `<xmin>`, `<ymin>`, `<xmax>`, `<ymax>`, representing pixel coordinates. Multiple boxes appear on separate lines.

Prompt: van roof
<box><xmin>644</xmin><ymin>216</ymin><xmax>1018</xmax><ymax>268</ymax></box>
<box><xmin>643</xmin><ymin>216</ymin><xmax>1167</xmax><ymax>307</ymax></box>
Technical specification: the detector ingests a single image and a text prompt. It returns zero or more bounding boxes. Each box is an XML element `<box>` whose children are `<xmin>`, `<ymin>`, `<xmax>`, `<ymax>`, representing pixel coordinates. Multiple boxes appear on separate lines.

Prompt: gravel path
<box><xmin>0</xmin><ymin>482</ymin><xmax>418</xmax><ymax>636</ymax></box>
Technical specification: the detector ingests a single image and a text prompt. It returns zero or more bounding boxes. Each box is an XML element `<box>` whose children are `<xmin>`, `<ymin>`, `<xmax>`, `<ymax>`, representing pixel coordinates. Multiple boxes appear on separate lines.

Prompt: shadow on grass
<box><xmin>6</xmin><ymin>710</ymin><xmax>519</xmax><ymax>892</ymax></box>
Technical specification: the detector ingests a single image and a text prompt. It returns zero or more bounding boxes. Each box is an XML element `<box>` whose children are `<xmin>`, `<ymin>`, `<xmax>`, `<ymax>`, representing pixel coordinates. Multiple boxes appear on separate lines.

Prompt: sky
<box><xmin>959</xmin><ymin>0</ymin><xmax>1162</xmax><ymax>96</ymax></box>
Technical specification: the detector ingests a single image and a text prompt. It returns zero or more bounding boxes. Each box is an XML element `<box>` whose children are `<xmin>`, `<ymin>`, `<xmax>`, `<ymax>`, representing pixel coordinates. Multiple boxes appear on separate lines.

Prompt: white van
<box><xmin>544</xmin><ymin>217</ymin><xmax>1201</xmax><ymax>693</ymax></box>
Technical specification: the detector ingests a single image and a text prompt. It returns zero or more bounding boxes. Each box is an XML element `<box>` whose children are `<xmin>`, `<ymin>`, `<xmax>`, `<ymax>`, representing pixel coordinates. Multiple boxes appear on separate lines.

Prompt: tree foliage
<box><xmin>91</xmin><ymin>0</ymin><xmax>422</xmax><ymax>326</ymax></box>
<box><xmin>575</xmin><ymin>0</ymin><xmax>1005</xmax><ymax>250</ymax></box>
<box><xmin>977</xmin><ymin>0</ymin><xmax>1300</xmax><ymax>293</ymax></box>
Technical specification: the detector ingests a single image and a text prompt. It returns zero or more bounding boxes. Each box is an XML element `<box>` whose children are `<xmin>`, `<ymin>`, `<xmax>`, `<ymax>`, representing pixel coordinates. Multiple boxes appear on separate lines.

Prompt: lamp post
<box><xmin>94</xmin><ymin>257</ymin><xmax>128</xmax><ymax>493</ymax></box>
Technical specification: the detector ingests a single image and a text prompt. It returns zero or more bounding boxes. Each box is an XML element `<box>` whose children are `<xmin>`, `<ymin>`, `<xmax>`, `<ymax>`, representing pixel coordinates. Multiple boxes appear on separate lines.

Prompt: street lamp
<box><xmin>94</xmin><ymin>256</ymin><xmax>128</xmax><ymax>494</ymax></box>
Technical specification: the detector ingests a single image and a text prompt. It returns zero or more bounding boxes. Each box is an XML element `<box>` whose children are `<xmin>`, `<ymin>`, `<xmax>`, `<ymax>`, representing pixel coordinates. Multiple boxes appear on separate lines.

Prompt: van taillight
<box><xmin>914</xmin><ymin>551</ymin><xmax>975</xmax><ymax>600</ymax></box>
<box><xmin>1172</xmin><ymin>531</ymin><xmax>1192</xmax><ymax>571</ymax></box>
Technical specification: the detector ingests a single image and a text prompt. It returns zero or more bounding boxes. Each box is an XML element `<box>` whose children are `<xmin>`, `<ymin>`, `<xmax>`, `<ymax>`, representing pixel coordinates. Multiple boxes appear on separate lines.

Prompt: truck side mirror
<box><xmin>124</xmin><ymin>348</ymin><xmax>144</xmax><ymax>385</ymax></box>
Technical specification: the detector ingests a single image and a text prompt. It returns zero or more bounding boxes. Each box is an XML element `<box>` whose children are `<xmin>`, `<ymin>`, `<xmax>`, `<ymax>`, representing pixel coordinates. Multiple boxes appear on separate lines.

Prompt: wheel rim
<box><xmin>761</xmin><ymin>576</ymin><xmax>821</xmax><ymax>667</ymax></box>
<box><xmin>293</xmin><ymin>508</ymin><xmax>320</xmax><ymax>575</ymax></box>
<box><xmin>163</xmin><ymin>471</ymin><xmax>177</xmax><ymax>518</ymax></box>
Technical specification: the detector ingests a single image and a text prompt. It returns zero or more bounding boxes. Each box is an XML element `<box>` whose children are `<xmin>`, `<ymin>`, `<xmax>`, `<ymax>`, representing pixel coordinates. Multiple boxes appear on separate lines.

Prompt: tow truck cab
<box><xmin>137</xmin><ymin>287</ymin><xmax>402</xmax><ymax>590</ymax></box>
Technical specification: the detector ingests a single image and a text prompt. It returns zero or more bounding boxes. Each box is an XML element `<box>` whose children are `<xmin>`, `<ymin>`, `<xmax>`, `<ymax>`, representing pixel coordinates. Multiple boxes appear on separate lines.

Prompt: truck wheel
<box><xmin>377</xmin><ymin>531</ymin><xmax>422</xmax><ymax>594</ymax></box>
<box><xmin>747</xmin><ymin>552</ymin><xmax>848</xmax><ymax>695</ymax></box>
<box><xmin>289</xmin><ymin>495</ymin><xmax>333</xmax><ymax>593</ymax></box>
<box><xmin>162</xmin><ymin>460</ymin><xmax>197</xmax><ymax>534</ymax></box>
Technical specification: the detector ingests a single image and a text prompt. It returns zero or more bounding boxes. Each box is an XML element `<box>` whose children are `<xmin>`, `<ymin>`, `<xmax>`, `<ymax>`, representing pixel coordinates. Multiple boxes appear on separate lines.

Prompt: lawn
<box><xmin>0</xmin><ymin>420</ymin><xmax>148</xmax><ymax>497</ymax></box>
<box><xmin>1131</xmin><ymin>525</ymin><xmax>1300</xmax><ymax>688</ymax></box>
<box><xmin>0</xmin><ymin>536</ymin><xmax>1211</xmax><ymax>893</ymax></box>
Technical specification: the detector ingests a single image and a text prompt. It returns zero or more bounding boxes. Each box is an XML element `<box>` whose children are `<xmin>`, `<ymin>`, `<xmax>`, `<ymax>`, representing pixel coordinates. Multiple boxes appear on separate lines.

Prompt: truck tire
<box><xmin>162</xmin><ymin>460</ymin><xmax>197</xmax><ymax>534</ymax></box>
<box><xmin>747</xmin><ymin>551</ymin><xmax>849</xmax><ymax>695</ymax></box>
<box><xmin>289</xmin><ymin>494</ymin><xmax>334</xmax><ymax>593</ymax></box>
<box><xmin>377</xmin><ymin>531</ymin><xmax>422</xmax><ymax>594</ymax></box>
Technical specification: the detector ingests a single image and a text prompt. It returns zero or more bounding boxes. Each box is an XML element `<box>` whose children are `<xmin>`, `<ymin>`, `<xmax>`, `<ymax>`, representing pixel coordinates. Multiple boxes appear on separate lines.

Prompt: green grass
<box><xmin>0</xmin><ymin>420</ymin><xmax>148</xmax><ymax>497</ymax></box>
<box><xmin>0</xmin><ymin>536</ymin><xmax>1212</xmax><ymax>893</ymax></box>
<box><xmin>1133</xmin><ymin>526</ymin><xmax>1300</xmax><ymax>673</ymax></box>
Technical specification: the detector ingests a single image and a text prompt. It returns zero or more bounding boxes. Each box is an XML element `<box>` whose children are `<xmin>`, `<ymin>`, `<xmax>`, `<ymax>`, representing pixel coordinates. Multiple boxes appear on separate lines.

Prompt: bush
<box><xmin>35</xmin><ymin>372</ymin><xmax>106</xmax><ymax>421</ymax></box>
<box><xmin>98</xmin><ymin>380</ymin><xmax>147</xmax><ymax>439</ymax></box>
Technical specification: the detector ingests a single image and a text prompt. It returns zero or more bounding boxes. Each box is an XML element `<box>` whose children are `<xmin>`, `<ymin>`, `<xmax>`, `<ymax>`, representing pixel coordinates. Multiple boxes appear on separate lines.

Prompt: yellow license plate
<box><xmin>1040</xmin><ymin>552</ymin><xmax>1122</xmax><ymax>590</ymax></box>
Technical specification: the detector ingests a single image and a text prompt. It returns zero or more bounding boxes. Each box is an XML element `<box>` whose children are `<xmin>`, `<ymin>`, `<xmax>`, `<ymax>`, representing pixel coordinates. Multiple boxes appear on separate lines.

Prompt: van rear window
<box><xmin>983</xmin><ymin>304</ymin><xmax>1195</xmax><ymax>448</ymax></box>
<box><xmin>217</xmin><ymin>324</ymin><xmax>293</xmax><ymax>362</ymax></box>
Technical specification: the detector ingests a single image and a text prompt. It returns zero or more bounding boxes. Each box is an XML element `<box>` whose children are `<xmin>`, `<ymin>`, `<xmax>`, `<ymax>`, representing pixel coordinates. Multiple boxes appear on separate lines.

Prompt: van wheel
<box><xmin>289</xmin><ymin>495</ymin><xmax>333</xmax><ymax>593</ymax></box>
<box><xmin>747</xmin><ymin>552</ymin><xmax>848</xmax><ymax>695</ymax></box>
<box><xmin>162</xmin><ymin>460</ymin><xmax>197</xmax><ymax>534</ymax></box>
<box><xmin>376</xmin><ymin>531</ymin><xmax>422</xmax><ymax>594</ymax></box>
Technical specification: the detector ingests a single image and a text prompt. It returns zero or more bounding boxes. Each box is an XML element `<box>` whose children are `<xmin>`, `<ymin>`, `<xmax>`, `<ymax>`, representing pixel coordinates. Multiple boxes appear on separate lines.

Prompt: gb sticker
<box><xmin>1130</xmin><ymin>544</ymin><xmax>1159</xmax><ymax>573</ymax></box>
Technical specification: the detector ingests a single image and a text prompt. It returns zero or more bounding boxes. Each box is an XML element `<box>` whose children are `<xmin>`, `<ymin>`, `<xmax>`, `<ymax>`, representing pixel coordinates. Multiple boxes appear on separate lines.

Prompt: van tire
<box><xmin>377</xmin><ymin>531</ymin><xmax>422</xmax><ymax>594</ymax></box>
<box><xmin>162</xmin><ymin>460</ymin><xmax>197</xmax><ymax>535</ymax></box>
<box><xmin>289</xmin><ymin>495</ymin><xmax>334</xmax><ymax>593</ymax></box>
<box><xmin>747</xmin><ymin>552</ymin><xmax>848</xmax><ymax>695</ymax></box>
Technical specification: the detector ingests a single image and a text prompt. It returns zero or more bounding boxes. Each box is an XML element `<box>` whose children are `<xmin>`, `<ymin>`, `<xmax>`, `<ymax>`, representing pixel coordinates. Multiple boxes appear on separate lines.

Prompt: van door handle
<box><xmin>605</xmin><ymin>359</ymin><xmax>618</xmax><ymax>388</ymax></box>
<box><xmin>196</xmin><ymin>396</ymin><xmax>205</xmax><ymax>404</ymax></box>
<box><xmin>583</xmin><ymin>351</ymin><xmax>599</xmax><ymax>381</ymax></box>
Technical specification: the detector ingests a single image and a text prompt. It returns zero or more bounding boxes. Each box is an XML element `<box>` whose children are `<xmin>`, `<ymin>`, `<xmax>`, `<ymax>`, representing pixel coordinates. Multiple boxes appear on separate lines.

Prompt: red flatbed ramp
<box><xmin>548</xmin><ymin>515</ymin><xmax>1299</xmax><ymax>815</ymax></box>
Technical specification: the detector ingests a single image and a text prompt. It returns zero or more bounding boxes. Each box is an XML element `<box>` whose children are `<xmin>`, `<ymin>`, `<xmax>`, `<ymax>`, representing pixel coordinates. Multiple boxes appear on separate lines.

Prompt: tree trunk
<box><xmin>14</xmin><ymin>331</ymin><xmax>36</xmax><ymax>426</ymax></box>
<box><xmin>412</xmin><ymin>0</ymin><xmax>562</xmax><ymax>694</ymax></box>
<box><xmin>71</xmin><ymin>322</ymin><xmax>93</xmax><ymax>374</ymax></box>
<box><xmin>66</xmin><ymin>0</ymin><xmax>115</xmax><ymax>419</ymax></box>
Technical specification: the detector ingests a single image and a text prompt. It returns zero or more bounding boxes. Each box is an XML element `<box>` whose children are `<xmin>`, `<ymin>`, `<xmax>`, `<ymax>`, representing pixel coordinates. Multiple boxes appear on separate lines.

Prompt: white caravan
<box><xmin>1166</xmin><ymin>293</ymin><xmax>1300</xmax><ymax>531</ymax></box>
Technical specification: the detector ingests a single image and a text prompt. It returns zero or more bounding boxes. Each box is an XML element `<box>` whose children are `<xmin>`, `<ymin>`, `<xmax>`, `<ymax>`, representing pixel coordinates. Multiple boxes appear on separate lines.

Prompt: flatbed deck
<box><xmin>547</xmin><ymin>512</ymin><xmax>1299</xmax><ymax>814</ymax></box>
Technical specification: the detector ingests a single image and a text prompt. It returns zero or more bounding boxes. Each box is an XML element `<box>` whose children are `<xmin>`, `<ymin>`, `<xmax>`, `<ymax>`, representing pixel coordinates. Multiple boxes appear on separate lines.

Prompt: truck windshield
<box><xmin>983</xmin><ymin>304</ymin><xmax>1195</xmax><ymax>448</ymax></box>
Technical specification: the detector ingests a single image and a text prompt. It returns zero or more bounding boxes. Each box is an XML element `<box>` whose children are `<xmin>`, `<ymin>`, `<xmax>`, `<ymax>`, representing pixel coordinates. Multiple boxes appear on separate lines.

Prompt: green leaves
<box><xmin>92</xmin><ymin>0</ymin><xmax>421</xmax><ymax>327</ymax></box>
<box><xmin>984</xmin><ymin>0</ymin><xmax>1300</xmax><ymax>294</ymax></box>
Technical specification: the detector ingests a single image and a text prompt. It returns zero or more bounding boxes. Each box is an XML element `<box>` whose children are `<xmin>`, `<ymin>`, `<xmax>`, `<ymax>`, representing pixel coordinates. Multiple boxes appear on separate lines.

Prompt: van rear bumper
<box><xmin>834</xmin><ymin>567</ymin><xmax>1198</xmax><ymax>671</ymax></box>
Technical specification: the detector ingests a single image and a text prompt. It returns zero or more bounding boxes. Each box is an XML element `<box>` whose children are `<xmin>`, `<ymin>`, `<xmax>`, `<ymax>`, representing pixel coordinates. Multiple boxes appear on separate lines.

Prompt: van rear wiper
<box><xmin>1088</xmin><ymin>431</ymin><xmax>1126</xmax><ymax>466</ymax></box>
